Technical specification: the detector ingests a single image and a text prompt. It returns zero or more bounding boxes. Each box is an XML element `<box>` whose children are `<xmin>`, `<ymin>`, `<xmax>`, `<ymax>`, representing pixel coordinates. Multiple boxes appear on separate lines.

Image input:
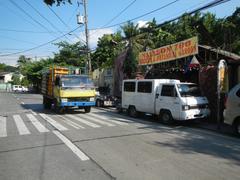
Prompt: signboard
<box><xmin>139</xmin><ymin>36</ymin><xmax>198</xmax><ymax>65</ymax></box>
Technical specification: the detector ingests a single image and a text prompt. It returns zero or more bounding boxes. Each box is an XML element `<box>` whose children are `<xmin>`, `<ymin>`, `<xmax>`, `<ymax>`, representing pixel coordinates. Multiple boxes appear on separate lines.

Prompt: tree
<box><xmin>91</xmin><ymin>32</ymin><xmax>123</xmax><ymax>70</ymax></box>
<box><xmin>11</xmin><ymin>74</ymin><xmax>21</xmax><ymax>85</ymax></box>
<box><xmin>44</xmin><ymin>0</ymin><xmax>71</xmax><ymax>6</ymax></box>
<box><xmin>53</xmin><ymin>41</ymin><xmax>86</xmax><ymax>67</ymax></box>
<box><xmin>120</xmin><ymin>22</ymin><xmax>142</xmax><ymax>78</ymax></box>
<box><xmin>0</xmin><ymin>63</ymin><xmax>17</xmax><ymax>73</ymax></box>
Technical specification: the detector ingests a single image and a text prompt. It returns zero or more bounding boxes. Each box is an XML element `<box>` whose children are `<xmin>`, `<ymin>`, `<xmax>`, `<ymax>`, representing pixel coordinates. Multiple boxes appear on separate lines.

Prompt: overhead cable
<box><xmin>47</xmin><ymin>5</ymin><xmax>86</xmax><ymax>44</ymax></box>
<box><xmin>23</xmin><ymin>0</ymin><xmax>72</xmax><ymax>41</ymax></box>
<box><xmin>9</xmin><ymin>0</ymin><xmax>57</xmax><ymax>38</ymax></box>
<box><xmin>0</xmin><ymin>26</ymin><xmax>81</xmax><ymax>57</ymax></box>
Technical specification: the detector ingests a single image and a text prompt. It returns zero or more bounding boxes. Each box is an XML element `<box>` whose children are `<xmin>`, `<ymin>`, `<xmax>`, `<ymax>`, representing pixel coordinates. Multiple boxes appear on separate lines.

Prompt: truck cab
<box><xmin>41</xmin><ymin>67</ymin><xmax>96</xmax><ymax>113</ymax></box>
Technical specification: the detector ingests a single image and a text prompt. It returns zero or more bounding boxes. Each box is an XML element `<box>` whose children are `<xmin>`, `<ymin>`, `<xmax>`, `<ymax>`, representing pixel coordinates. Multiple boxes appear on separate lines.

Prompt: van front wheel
<box><xmin>160</xmin><ymin>110</ymin><xmax>173</xmax><ymax>124</ymax></box>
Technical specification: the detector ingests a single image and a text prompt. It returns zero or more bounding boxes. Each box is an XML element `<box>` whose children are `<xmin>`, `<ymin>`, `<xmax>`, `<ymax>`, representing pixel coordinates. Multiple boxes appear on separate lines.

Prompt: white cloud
<box><xmin>75</xmin><ymin>28</ymin><xmax>114</xmax><ymax>49</ymax></box>
<box><xmin>137</xmin><ymin>20</ymin><xmax>149</xmax><ymax>28</ymax></box>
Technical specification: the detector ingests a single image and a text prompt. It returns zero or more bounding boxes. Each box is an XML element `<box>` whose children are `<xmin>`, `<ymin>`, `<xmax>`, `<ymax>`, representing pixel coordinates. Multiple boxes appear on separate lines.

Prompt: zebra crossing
<box><xmin>0</xmin><ymin>111</ymin><xmax>130</xmax><ymax>138</ymax></box>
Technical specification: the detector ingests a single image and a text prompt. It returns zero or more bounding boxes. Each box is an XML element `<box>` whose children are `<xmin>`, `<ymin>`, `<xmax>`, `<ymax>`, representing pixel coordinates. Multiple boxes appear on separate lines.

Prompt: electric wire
<box><xmin>90</xmin><ymin>0</ymin><xmax>181</xmax><ymax>30</ymax></box>
<box><xmin>0</xmin><ymin>26</ymin><xmax>81</xmax><ymax>57</ymax></box>
<box><xmin>103</xmin><ymin>0</ymin><xmax>137</xmax><ymax>27</ymax></box>
<box><xmin>89</xmin><ymin>0</ymin><xmax>137</xmax><ymax>38</ymax></box>
<box><xmin>8</xmin><ymin>0</ymin><xmax>57</xmax><ymax>38</ymax></box>
<box><xmin>23</xmin><ymin>0</ymin><xmax>72</xmax><ymax>41</ymax></box>
<box><xmin>119</xmin><ymin>0</ymin><xmax>231</xmax><ymax>41</ymax></box>
<box><xmin>47</xmin><ymin>5</ymin><xmax>86</xmax><ymax>44</ymax></box>
<box><xmin>0</xmin><ymin>0</ymin><xmax>231</xmax><ymax>57</ymax></box>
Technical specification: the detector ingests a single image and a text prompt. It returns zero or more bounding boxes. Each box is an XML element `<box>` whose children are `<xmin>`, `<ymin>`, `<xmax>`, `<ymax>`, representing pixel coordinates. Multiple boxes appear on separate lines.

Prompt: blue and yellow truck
<box><xmin>41</xmin><ymin>66</ymin><xmax>96</xmax><ymax>113</ymax></box>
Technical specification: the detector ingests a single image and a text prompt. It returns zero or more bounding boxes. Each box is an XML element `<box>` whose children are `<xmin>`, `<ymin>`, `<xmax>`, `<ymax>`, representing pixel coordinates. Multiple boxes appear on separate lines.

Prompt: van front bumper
<box><xmin>179</xmin><ymin>108</ymin><xmax>210</xmax><ymax>120</ymax></box>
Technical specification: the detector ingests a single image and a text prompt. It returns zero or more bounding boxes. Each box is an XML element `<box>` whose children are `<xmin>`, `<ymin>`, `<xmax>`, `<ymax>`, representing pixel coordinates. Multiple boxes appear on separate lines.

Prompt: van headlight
<box><xmin>61</xmin><ymin>98</ymin><xmax>68</xmax><ymax>102</ymax></box>
<box><xmin>182</xmin><ymin>105</ymin><xmax>190</xmax><ymax>111</ymax></box>
<box><xmin>90</xmin><ymin>97</ymin><xmax>95</xmax><ymax>101</ymax></box>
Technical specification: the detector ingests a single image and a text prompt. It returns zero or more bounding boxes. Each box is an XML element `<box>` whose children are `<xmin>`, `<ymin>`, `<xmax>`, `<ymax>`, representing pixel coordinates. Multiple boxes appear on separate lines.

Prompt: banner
<box><xmin>139</xmin><ymin>36</ymin><xmax>198</xmax><ymax>65</ymax></box>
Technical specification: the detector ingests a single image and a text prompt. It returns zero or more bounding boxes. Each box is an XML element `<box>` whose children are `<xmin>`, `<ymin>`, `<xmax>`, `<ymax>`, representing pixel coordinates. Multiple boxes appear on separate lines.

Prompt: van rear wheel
<box><xmin>128</xmin><ymin>106</ymin><xmax>138</xmax><ymax>118</ymax></box>
<box><xmin>160</xmin><ymin>110</ymin><xmax>173</xmax><ymax>124</ymax></box>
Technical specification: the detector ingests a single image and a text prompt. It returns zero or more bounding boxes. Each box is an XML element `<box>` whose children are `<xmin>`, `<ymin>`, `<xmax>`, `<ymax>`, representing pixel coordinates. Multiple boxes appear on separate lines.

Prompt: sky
<box><xmin>0</xmin><ymin>0</ymin><xmax>239</xmax><ymax>66</ymax></box>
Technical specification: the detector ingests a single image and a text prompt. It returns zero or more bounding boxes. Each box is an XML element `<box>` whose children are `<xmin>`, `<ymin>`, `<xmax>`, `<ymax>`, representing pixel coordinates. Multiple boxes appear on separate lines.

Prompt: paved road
<box><xmin>0</xmin><ymin>92</ymin><xmax>240</xmax><ymax>180</ymax></box>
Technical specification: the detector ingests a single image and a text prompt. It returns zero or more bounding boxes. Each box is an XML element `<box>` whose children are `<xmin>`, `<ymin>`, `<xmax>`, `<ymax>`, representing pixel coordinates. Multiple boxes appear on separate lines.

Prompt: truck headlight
<box><xmin>61</xmin><ymin>98</ymin><xmax>68</xmax><ymax>102</ymax></box>
<box><xmin>90</xmin><ymin>97</ymin><xmax>95</xmax><ymax>101</ymax></box>
<box><xmin>182</xmin><ymin>105</ymin><xmax>190</xmax><ymax>111</ymax></box>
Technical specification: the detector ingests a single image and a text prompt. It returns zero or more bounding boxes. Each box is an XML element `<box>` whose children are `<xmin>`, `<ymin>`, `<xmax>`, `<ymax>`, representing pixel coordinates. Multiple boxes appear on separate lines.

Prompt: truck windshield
<box><xmin>61</xmin><ymin>76</ymin><xmax>94</xmax><ymax>88</ymax></box>
<box><xmin>177</xmin><ymin>84</ymin><xmax>202</xmax><ymax>97</ymax></box>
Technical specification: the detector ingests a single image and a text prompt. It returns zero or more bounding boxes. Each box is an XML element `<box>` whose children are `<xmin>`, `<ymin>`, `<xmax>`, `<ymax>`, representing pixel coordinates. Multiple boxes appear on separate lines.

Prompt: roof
<box><xmin>199</xmin><ymin>45</ymin><xmax>240</xmax><ymax>61</ymax></box>
<box><xmin>0</xmin><ymin>72</ymin><xmax>13</xmax><ymax>76</ymax></box>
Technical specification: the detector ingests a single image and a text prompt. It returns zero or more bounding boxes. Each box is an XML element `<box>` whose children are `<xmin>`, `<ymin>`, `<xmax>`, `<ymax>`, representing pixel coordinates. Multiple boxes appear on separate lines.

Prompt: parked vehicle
<box><xmin>41</xmin><ymin>66</ymin><xmax>96</xmax><ymax>113</ymax></box>
<box><xmin>12</xmin><ymin>85</ymin><xmax>23</xmax><ymax>92</ymax></box>
<box><xmin>22</xmin><ymin>86</ymin><xmax>29</xmax><ymax>92</ymax></box>
<box><xmin>223</xmin><ymin>83</ymin><xmax>240</xmax><ymax>135</ymax></box>
<box><xmin>95</xmin><ymin>86</ymin><xmax>116</xmax><ymax>107</ymax></box>
<box><xmin>121</xmin><ymin>79</ymin><xmax>210</xmax><ymax>124</ymax></box>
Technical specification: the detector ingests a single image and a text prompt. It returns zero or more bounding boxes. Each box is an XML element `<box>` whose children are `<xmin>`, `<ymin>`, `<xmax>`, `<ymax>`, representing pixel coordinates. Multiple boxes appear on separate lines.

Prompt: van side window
<box><xmin>137</xmin><ymin>81</ymin><xmax>152</xmax><ymax>93</ymax></box>
<box><xmin>161</xmin><ymin>85</ymin><xmax>176</xmax><ymax>97</ymax></box>
<box><xmin>124</xmin><ymin>82</ymin><xmax>135</xmax><ymax>92</ymax></box>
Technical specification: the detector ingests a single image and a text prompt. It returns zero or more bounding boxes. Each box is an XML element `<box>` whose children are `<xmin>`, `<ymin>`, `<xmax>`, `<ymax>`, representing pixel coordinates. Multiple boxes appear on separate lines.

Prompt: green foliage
<box><xmin>53</xmin><ymin>41</ymin><xmax>86</xmax><ymax>67</ymax></box>
<box><xmin>11</xmin><ymin>74</ymin><xmax>21</xmax><ymax>85</ymax></box>
<box><xmin>44</xmin><ymin>0</ymin><xmax>71</xmax><ymax>6</ymax></box>
<box><xmin>0</xmin><ymin>63</ymin><xmax>17</xmax><ymax>72</ymax></box>
<box><xmin>91</xmin><ymin>32</ymin><xmax>123</xmax><ymax>70</ymax></box>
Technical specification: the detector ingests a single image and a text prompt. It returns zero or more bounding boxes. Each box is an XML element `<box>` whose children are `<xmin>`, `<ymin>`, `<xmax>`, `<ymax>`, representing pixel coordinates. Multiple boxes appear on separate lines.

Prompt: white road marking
<box><xmin>78</xmin><ymin>114</ymin><xmax>115</xmax><ymax>127</ymax></box>
<box><xmin>0</xmin><ymin>116</ymin><xmax>7</xmax><ymax>137</ymax></box>
<box><xmin>56</xmin><ymin>115</ymin><xmax>85</xmax><ymax>129</ymax></box>
<box><xmin>53</xmin><ymin>130</ymin><xmax>89</xmax><ymax>161</ymax></box>
<box><xmin>39</xmin><ymin>113</ymin><xmax>68</xmax><ymax>131</ymax></box>
<box><xmin>89</xmin><ymin>113</ymin><xmax>128</xmax><ymax>125</ymax></box>
<box><xmin>26</xmin><ymin>114</ymin><xmax>49</xmax><ymax>133</ymax></box>
<box><xmin>31</xmin><ymin>111</ymin><xmax>37</xmax><ymax>116</ymax></box>
<box><xmin>13</xmin><ymin>115</ymin><xmax>30</xmax><ymax>135</ymax></box>
<box><xmin>66</xmin><ymin>114</ymin><xmax>101</xmax><ymax>128</ymax></box>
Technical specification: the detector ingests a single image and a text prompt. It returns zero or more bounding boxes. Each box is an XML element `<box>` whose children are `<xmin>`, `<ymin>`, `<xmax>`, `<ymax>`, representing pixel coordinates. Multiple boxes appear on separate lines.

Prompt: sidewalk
<box><xmin>194</xmin><ymin>120</ymin><xmax>237</xmax><ymax>136</ymax></box>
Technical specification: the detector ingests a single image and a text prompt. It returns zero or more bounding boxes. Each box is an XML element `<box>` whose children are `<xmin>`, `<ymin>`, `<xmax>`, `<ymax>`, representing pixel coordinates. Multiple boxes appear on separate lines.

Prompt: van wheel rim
<box><xmin>162</xmin><ymin>113</ymin><xmax>170</xmax><ymax>122</ymax></box>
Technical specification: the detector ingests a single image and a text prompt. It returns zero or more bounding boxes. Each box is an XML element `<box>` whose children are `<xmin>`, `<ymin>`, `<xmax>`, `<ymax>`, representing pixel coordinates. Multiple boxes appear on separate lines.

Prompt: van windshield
<box><xmin>177</xmin><ymin>84</ymin><xmax>201</xmax><ymax>97</ymax></box>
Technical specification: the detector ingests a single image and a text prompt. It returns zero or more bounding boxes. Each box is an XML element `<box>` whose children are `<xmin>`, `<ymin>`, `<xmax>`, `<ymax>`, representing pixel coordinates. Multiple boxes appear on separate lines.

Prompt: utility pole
<box><xmin>83</xmin><ymin>0</ymin><xmax>91</xmax><ymax>74</ymax></box>
<box><xmin>77</xmin><ymin>0</ymin><xmax>91</xmax><ymax>74</ymax></box>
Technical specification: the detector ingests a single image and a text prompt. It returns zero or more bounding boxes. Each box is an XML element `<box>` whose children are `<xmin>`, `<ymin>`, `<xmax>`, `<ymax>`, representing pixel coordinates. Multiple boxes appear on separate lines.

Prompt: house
<box><xmin>0</xmin><ymin>72</ymin><xmax>14</xmax><ymax>83</ymax></box>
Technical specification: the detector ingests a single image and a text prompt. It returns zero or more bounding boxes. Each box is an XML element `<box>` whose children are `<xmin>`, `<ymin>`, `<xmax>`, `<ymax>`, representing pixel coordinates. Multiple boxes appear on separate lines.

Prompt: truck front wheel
<box><xmin>84</xmin><ymin>107</ymin><xmax>91</xmax><ymax>113</ymax></box>
<box><xmin>43</xmin><ymin>97</ymin><xmax>51</xmax><ymax>109</ymax></box>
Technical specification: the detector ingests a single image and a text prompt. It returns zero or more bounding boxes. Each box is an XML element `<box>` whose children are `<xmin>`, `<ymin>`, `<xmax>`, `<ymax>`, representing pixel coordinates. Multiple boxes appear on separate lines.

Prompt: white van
<box><xmin>121</xmin><ymin>79</ymin><xmax>210</xmax><ymax>123</ymax></box>
<box><xmin>12</xmin><ymin>85</ymin><xmax>23</xmax><ymax>92</ymax></box>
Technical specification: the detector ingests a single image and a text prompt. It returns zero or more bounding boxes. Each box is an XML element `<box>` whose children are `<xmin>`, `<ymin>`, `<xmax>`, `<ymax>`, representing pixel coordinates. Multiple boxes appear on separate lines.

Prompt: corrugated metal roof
<box><xmin>199</xmin><ymin>45</ymin><xmax>240</xmax><ymax>61</ymax></box>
